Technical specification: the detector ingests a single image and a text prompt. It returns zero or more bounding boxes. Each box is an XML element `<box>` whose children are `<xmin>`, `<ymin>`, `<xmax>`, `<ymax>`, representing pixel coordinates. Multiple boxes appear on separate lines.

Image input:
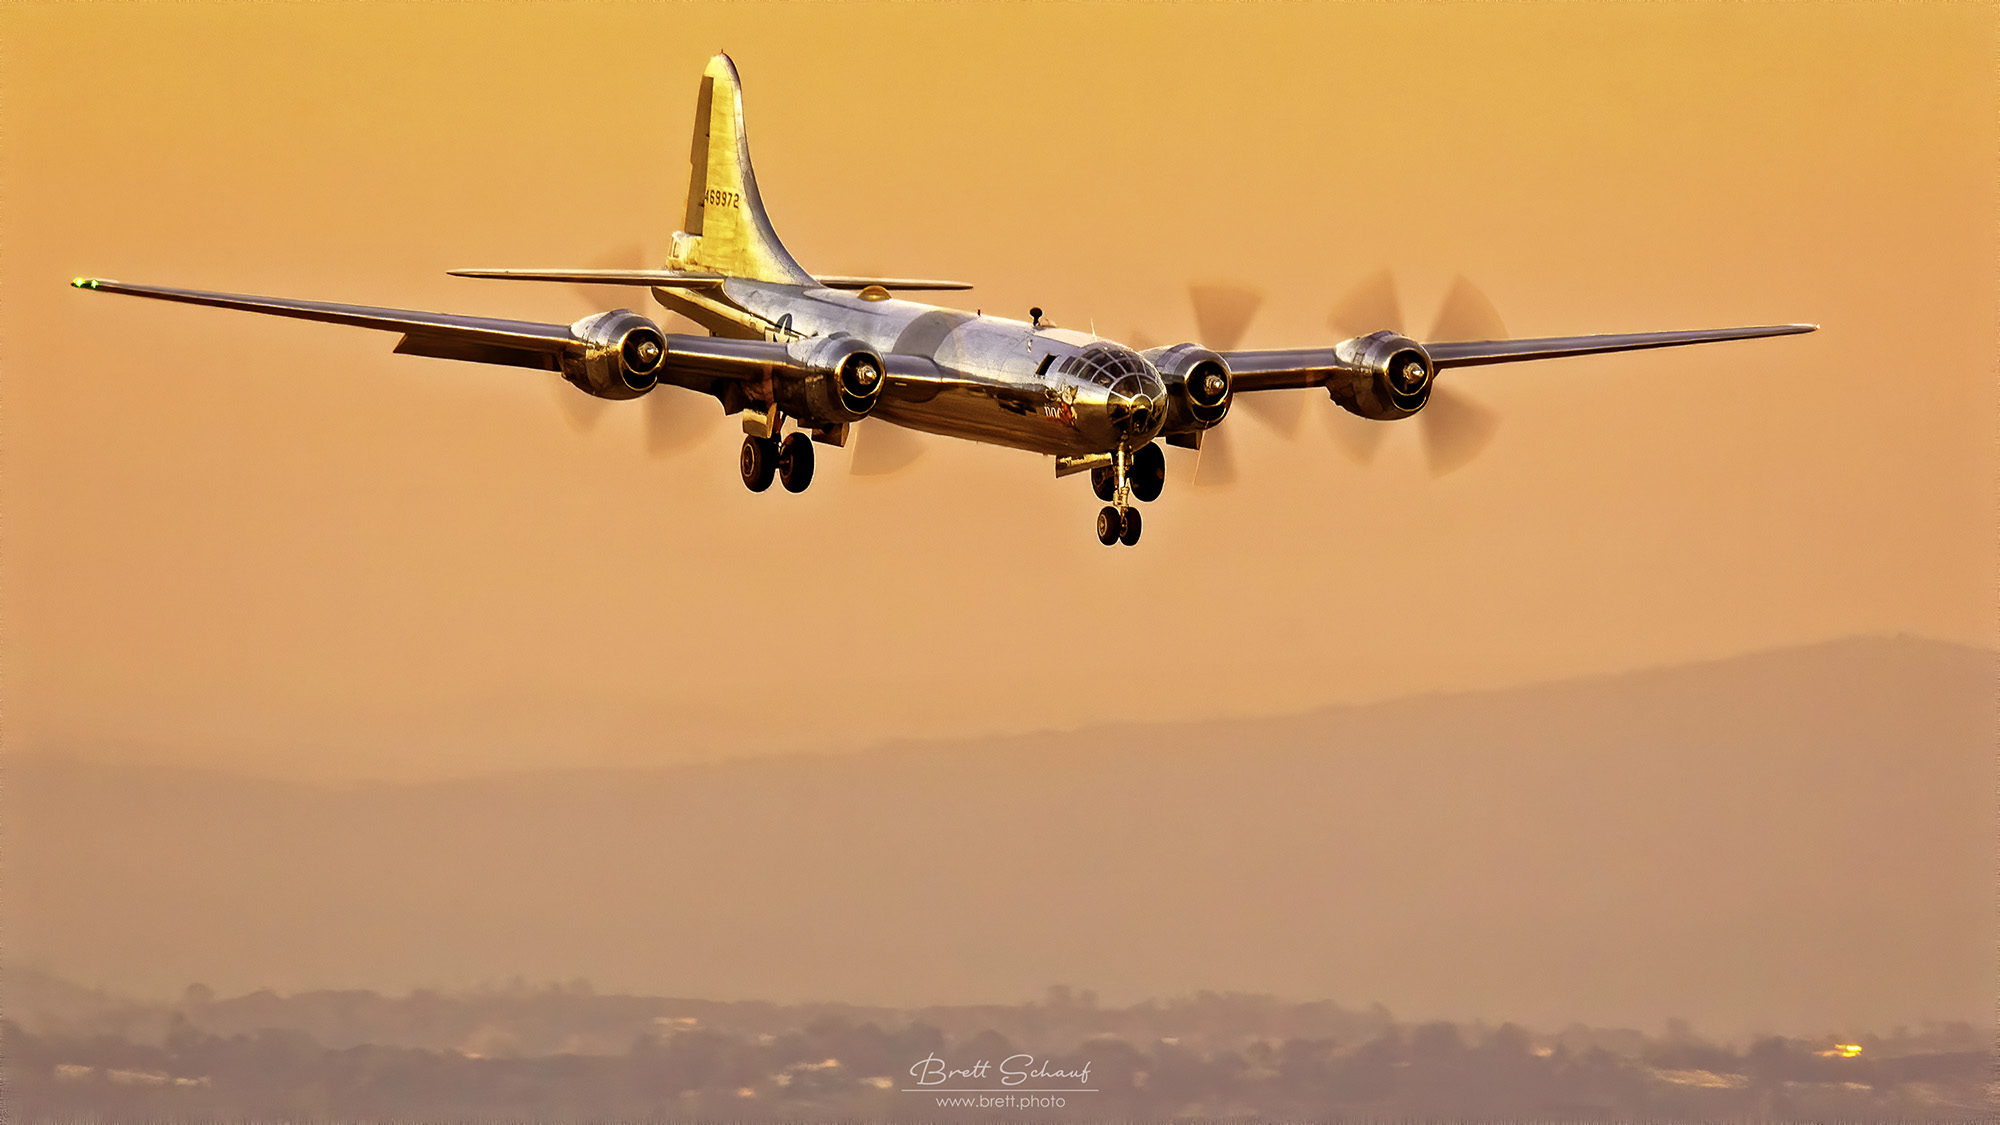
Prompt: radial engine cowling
<box><xmin>1144</xmin><ymin>342</ymin><xmax>1233</xmax><ymax>430</ymax></box>
<box><xmin>777</xmin><ymin>333</ymin><xmax>885</xmax><ymax>424</ymax></box>
<box><xmin>1327</xmin><ymin>331</ymin><xmax>1435</xmax><ymax>420</ymax></box>
<box><xmin>562</xmin><ymin>310</ymin><xmax>667</xmax><ymax>400</ymax></box>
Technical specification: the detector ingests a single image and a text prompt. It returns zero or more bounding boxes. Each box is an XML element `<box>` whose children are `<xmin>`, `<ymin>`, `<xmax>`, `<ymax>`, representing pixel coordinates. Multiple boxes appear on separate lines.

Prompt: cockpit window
<box><xmin>1074</xmin><ymin>342</ymin><xmax>1150</xmax><ymax>387</ymax></box>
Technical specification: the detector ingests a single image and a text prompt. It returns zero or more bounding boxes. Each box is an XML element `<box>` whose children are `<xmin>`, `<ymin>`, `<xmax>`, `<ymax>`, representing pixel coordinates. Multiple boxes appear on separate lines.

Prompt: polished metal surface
<box><xmin>68</xmin><ymin>51</ymin><xmax>1819</xmax><ymax>541</ymax></box>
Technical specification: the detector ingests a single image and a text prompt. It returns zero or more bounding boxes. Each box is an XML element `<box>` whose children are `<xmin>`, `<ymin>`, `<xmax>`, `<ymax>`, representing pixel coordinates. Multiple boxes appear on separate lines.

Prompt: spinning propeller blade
<box><xmin>1189</xmin><ymin>283</ymin><xmax>1303</xmax><ymax>439</ymax></box>
<box><xmin>572</xmin><ymin>243</ymin><xmax>652</xmax><ymax>311</ymax></box>
<box><xmin>1419</xmin><ymin>385</ymin><xmax>1501</xmax><ymax>476</ymax></box>
<box><xmin>1327</xmin><ymin>269</ymin><xmax>1406</xmax><ymax>338</ymax></box>
<box><xmin>849</xmin><ymin>419</ymin><xmax>927</xmax><ymax>477</ymax></box>
<box><xmin>554</xmin><ymin>382</ymin><xmax>612</xmax><ymax>434</ymax></box>
<box><xmin>1188</xmin><ymin>283</ymin><xmax>1262</xmax><ymax>351</ymax></box>
<box><xmin>1189</xmin><ymin>427</ymin><xmax>1239</xmax><ymax>487</ymax></box>
<box><xmin>1325</xmin><ymin>270</ymin><xmax>1505</xmax><ymax>475</ymax></box>
<box><xmin>643</xmin><ymin>389</ymin><xmax>716</xmax><ymax>458</ymax></box>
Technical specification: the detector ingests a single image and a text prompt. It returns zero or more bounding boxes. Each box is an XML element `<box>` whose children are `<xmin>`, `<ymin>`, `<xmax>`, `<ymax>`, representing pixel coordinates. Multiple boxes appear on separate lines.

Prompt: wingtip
<box><xmin>71</xmin><ymin>276</ymin><xmax>100</xmax><ymax>290</ymax></box>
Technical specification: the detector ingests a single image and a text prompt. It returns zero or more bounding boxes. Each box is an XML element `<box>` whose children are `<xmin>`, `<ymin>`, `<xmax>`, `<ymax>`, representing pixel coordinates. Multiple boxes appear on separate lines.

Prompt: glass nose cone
<box><xmin>1106</xmin><ymin>372</ymin><xmax>1166</xmax><ymax>435</ymax></box>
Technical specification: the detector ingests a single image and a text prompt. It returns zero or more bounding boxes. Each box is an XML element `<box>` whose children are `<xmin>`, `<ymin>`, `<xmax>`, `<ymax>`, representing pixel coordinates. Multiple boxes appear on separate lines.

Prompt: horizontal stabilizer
<box><xmin>813</xmin><ymin>275</ymin><xmax>973</xmax><ymax>292</ymax></box>
<box><xmin>446</xmin><ymin>269</ymin><xmax>973</xmax><ymax>293</ymax></box>
<box><xmin>447</xmin><ymin>268</ymin><xmax>726</xmax><ymax>289</ymax></box>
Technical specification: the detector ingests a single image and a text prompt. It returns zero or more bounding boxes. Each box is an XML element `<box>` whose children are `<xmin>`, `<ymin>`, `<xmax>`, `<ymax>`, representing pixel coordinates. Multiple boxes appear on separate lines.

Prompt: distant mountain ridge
<box><xmin>9</xmin><ymin>635</ymin><xmax>1991</xmax><ymax>1037</ymax></box>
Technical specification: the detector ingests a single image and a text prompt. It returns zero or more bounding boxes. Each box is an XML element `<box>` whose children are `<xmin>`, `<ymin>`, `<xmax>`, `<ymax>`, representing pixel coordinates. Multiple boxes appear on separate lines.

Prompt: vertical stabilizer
<box><xmin>668</xmin><ymin>54</ymin><xmax>813</xmax><ymax>285</ymax></box>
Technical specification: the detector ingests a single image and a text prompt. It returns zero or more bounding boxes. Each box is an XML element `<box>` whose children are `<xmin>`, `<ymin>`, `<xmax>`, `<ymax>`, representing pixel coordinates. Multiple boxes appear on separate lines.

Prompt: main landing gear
<box><xmin>1089</xmin><ymin>441</ymin><xmax>1164</xmax><ymax>547</ymax></box>
<box><xmin>740</xmin><ymin>431</ymin><xmax>816</xmax><ymax>494</ymax></box>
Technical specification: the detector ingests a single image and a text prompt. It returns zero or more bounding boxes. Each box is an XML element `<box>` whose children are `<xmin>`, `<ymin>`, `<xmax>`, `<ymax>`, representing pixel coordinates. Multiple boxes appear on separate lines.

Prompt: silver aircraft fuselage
<box><xmin>715</xmin><ymin>280</ymin><xmax>1169</xmax><ymax>458</ymax></box>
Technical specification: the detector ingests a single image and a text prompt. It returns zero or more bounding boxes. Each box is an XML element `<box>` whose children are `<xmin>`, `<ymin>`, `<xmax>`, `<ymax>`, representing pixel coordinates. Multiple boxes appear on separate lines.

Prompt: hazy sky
<box><xmin>6</xmin><ymin>2</ymin><xmax>1993</xmax><ymax>781</ymax></box>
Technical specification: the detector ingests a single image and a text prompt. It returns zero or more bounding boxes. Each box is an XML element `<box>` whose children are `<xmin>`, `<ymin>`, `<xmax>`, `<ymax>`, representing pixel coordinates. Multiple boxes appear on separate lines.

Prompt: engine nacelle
<box><xmin>1327</xmin><ymin>331</ymin><xmax>1434</xmax><ymax>420</ymax></box>
<box><xmin>562</xmin><ymin>310</ymin><xmax>667</xmax><ymax>400</ymax></box>
<box><xmin>1143</xmin><ymin>342</ymin><xmax>1232</xmax><ymax>431</ymax></box>
<box><xmin>777</xmin><ymin>333</ymin><xmax>885</xmax><ymax>425</ymax></box>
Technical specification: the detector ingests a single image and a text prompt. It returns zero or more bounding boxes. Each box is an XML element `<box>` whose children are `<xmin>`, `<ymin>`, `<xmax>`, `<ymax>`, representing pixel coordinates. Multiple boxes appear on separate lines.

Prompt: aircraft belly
<box><xmin>874</xmin><ymin>382</ymin><xmax>1087</xmax><ymax>457</ymax></box>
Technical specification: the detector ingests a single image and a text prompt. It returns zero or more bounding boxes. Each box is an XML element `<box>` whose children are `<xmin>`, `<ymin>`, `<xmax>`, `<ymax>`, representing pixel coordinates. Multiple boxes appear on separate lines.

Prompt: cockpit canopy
<box><xmin>1052</xmin><ymin>342</ymin><xmax>1167</xmax><ymax>439</ymax></box>
<box><xmin>1057</xmin><ymin>342</ymin><xmax>1155</xmax><ymax>387</ymax></box>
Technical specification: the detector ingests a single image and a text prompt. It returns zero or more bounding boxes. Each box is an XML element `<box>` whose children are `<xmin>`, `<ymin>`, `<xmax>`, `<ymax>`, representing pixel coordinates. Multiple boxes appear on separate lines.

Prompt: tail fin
<box><xmin>667</xmin><ymin>54</ymin><xmax>813</xmax><ymax>285</ymax></box>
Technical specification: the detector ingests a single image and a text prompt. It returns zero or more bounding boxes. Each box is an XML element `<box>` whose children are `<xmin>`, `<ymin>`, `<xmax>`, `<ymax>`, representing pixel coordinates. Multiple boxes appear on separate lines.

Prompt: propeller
<box><xmin>1188</xmin><ymin>283</ymin><xmax>1261</xmax><ymax>352</ymax></box>
<box><xmin>849</xmin><ymin>418</ymin><xmax>928</xmax><ymax>477</ymax></box>
<box><xmin>1177</xmin><ymin>283</ymin><xmax>1290</xmax><ymax>488</ymax></box>
<box><xmin>548</xmin><ymin>242</ymin><xmax>720</xmax><ymax>456</ymax></box>
<box><xmin>1326</xmin><ymin>271</ymin><xmax>1504</xmax><ymax>476</ymax></box>
<box><xmin>643</xmin><ymin>386</ymin><xmax>719</xmax><ymax>458</ymax></box>
<box><xmin>1190</xmin><ymin>283</ymin><xmax>1304</xmax><ymax>439</ymax></box>
<box><xmin>547</xmin><ymin>244</ymin><xmax>648</xmax><ymax>435</ymax></box>
<box><xmin>554</xmin><ymin>380</ymin><xmax>613</xmax><ymax>434</ymax></box>
<box><xmin>1189</xmin><ymin>429</ymin><xmax>1238</xmax><ymax>486</ymax></box>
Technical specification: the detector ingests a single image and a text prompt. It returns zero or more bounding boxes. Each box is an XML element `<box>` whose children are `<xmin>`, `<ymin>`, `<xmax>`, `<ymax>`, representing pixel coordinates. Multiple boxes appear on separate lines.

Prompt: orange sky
<box><xmin>4</xmin><ymin>2</ymin><xmax>1994</xmax><ymax>781</ymax></box>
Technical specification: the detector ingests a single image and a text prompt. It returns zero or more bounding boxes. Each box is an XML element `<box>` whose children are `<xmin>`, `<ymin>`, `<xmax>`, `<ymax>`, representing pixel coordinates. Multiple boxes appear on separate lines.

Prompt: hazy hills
<box><xmin>7</xmin><ymin>976</ymin><xmax>1988</xmax><ymax>1123</ymax></box>
<box><xmin>8</xmin><ymin>635</ymin><xmax>1990</xmax><ymax>1036</ymax></box>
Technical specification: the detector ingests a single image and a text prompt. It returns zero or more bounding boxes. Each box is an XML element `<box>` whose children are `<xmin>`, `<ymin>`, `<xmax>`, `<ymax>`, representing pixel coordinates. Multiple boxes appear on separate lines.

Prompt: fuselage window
<box><xmin>1036</xmin><ymin>354</ymin><xmax>1055</xmax><ymax>377</ymax></box>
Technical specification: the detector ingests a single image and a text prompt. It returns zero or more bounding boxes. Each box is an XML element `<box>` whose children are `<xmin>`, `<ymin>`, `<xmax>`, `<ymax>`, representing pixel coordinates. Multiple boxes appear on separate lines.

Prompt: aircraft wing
<box><xmin>1222</xmin><ymin>323</ymin><xmax>1817</xmax><ymax>392</ymax></box>
<box><xmin>70</xmin><ymin>277</ymin><xmax>797</xmax><ymax>384</ymax></box>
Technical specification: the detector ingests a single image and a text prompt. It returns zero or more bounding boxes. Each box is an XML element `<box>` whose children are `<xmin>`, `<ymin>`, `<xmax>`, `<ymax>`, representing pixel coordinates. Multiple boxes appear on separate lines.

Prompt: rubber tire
<box><xmin>1090</xmin><ymin>466</ymin><xmax>1117</xmax><ymax>503</ymax></box>
<box><xmin>1096</xmin><ymin>505</ymin><xmax>1122</xmax><ymax>546</ymax></box>
<box><xmin>1118</xmin><ymin>504</ymin><xmax>1143</xmax><ymax>546</ymax></box>
<box><xmin>778</xmin><ymin>432</ymin><xmax>815</xmax><ymax>493</ymax></box>
<box><xmin>740</xmin><ymin>435</ymin><xmax>778</xmax><ymax>493</ymax></box>
<box><xmin>1130</xmin><ymin>443</ymin><xmax>1165</xmax><ymax>503</ymax></box>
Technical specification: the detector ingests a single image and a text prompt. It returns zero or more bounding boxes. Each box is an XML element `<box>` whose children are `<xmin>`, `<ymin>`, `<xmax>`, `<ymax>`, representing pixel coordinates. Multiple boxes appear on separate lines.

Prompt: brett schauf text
<box><xmin>908</xmin><ymin>1053</ymin><xmax>1092</xmax><ymax>1087</ymax></box>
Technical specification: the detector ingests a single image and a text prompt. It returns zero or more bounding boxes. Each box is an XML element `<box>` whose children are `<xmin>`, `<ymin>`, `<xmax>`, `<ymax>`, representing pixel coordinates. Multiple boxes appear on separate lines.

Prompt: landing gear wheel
<box><xmin>1130</xmin><ymin>442</ymin><xmax>1165</xmax><ymax>503</ymax></box>
<box><xmin>1096</xmin><ymin>505</ymin><xmax>1123</xmax><ymax>546</ymax></box>
<box><xmin>778</xmin><ymin>432</ymin><xmax>815</xmax><ymax>493</ymax></box>
<box><xmin>739</xmin><ymin>435</ymin><xmax>778</xmax><ymax>493</ymax></box>
<box><xmin>1118</xmin><ymin>504</ymin><xmax>1143</xmax><ymax>545</ymax></box>
<box><xmin>1090</xmin><ymin>466</ymin><xmax>1117</xmax><ymax>503</ymax></box>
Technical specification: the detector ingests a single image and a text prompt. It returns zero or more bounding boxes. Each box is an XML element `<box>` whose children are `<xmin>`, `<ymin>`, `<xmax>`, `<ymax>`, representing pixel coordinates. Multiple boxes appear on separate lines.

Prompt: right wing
<box><xmin>71</xmin><ymin>277</ymin><xmax>797</xmax><ymax>386</ymax></box>
<box><xmin>1422</xmin><ymin>324</ymin><xmax>1819</xmax><ymax>369</ymax></box>
<box><xmin>1223</xmin><ymin>323</ymin><xmax>1817</xmax><ymax>393</ymax></box>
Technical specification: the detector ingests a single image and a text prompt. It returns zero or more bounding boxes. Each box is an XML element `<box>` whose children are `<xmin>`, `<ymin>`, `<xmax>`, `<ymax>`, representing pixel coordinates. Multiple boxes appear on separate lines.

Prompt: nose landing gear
<box><xmin>1091</xmin><ymin>443</ymin><xmax>1158</xmax><ymax>547</ymax></box>
<box><xmin>1096</xmin><ymin>505</ymin><xmax>1122</xmax><ymax>545</ymax></box>
<box><xmin>1097</xmin><ymin>503</ymin><xmax>1142</xmax><ymax>545</ymax></box>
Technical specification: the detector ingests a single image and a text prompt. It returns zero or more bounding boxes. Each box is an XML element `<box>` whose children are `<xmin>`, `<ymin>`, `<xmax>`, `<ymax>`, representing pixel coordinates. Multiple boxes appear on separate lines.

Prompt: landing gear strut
<box><xmin>1093</xmin><ymin>442</ymin><xmax>1165</xmax><ymax>505</ymax></box>
<box><xmin>1091</xmin><ymin>445</ymin><xmax>1147</xmax><ymax>547</ymax></box>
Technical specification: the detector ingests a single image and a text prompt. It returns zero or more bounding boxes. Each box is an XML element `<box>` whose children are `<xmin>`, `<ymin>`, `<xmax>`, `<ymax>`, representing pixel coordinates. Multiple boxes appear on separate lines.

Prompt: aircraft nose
<box><xmin>1106</xmin><ymin>372</ymin><xmax>1167</xmax><ymax>438</ymax></box>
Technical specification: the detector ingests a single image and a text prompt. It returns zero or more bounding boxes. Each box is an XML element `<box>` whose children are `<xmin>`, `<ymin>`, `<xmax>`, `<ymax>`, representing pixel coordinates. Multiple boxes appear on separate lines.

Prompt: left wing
<box><xmin>70</xmin><ymin>277</ymin><xmax>796</xmax><ymax>384</ymax></box>
<box><xmin>1223</xmin><ymin>323</ymin><xmax>1817</xmax><ymax>392</ymax></box>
